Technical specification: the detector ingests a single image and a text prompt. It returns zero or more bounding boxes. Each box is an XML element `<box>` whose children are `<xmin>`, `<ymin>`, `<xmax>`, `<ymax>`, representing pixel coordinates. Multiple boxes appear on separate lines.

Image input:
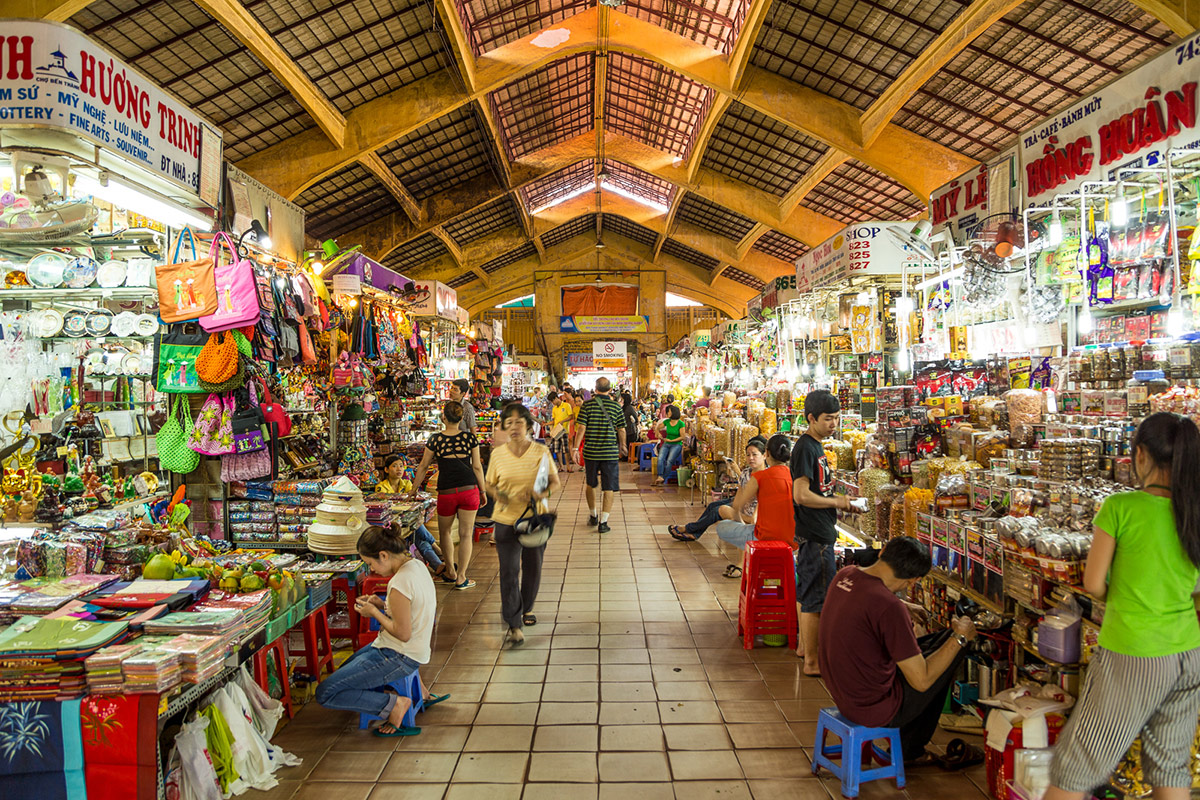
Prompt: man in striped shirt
<box><xmin>573</xmin><ymin>377</ymin><xmax>627</xmax><ymax>534</ymax></box>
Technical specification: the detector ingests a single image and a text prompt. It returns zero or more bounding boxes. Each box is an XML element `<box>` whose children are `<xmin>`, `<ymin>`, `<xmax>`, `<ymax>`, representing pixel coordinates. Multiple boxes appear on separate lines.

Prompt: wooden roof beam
<box><xmin>191</xmin><ymin>0</ymin><xmax>346</xmax><ymax>147</ymax></box>
<box><xmin>236</xmin><ymin>6</ymin><xmax>973</xmax><ymax>204</ymax></box>
<box><xmin>359</xmin><ymin>153</ymin><xmax>424</xmax><ymax>224</ymax></box>
<box><xmin>0</xmin><ymin>0</ymin><xmax>90</xmax><ymax>19</ymax></box>
<box><xmin>1128</xmin><ymin>0</ymin><xmax>1200</xmax><ymax>35</ymax></box>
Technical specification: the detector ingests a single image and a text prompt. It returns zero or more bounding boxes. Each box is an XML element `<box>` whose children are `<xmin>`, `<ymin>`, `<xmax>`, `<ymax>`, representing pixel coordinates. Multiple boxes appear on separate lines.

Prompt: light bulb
<box><xmin>1047</xmin><ymin>210</ymin><xmax>1063</xmax><ymax>247</ymax></box>
<box><xmin>1078</xmin><ymin>305</ymin><xmax>1094</xmax><ymax>335</ymax></box>
<box><xmin>1111</xmin><ymin>184</ymin><xmax>1128</xmax><ymax>228</ymax></box>
<box><xmin>1168</xmin><ymin>307</ymin><xmax>1187</xmax><ymax>337</ymax></box>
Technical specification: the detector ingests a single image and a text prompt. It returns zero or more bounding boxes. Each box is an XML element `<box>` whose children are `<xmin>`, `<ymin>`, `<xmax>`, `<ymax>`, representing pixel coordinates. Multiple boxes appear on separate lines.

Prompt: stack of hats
<box><xmin>307</xmin><ymin>475</ymin><xmax>368</xmax><ymax>555</ymax></box>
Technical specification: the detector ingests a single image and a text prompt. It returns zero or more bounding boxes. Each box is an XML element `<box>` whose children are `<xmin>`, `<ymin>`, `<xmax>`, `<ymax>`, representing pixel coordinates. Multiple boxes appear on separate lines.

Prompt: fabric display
<box><xmin>0</xmin><ymin>699</ymin><xmax>86</xmax><ymax>800</ymax></box>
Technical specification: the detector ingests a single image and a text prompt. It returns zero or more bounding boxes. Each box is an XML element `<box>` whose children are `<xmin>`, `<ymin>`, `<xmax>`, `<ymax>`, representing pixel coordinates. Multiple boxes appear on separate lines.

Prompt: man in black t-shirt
<box><xmin>791</xmin><ymin>389</ymin><xmax>860</xmax><ymax>677</ymax></box>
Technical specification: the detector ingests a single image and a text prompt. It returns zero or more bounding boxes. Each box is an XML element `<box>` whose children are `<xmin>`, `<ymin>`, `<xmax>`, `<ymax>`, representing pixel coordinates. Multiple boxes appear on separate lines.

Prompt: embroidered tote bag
<box><xmin>156</xmin><ymin>228</ymin><xmax>218</xmax><ymax>323</ymax></box>
<box><xmin>200</xmin><ymin>233</ymin><xmax>261</xmax><ymax>332</ymax></box>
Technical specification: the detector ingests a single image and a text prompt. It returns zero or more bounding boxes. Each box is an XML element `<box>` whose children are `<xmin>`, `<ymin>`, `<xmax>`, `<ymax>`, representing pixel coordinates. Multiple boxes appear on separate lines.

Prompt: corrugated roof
<box><xmin>605</xmin><ymin>54</ymin><xmax>715</xmax><ymax>159</ymax></box>
<box><xmin>296</xmin><ymin>163</ymin><xmax>401</xmax><ymax>240</ymax></box>
<box><xmin>377</xmin><ymin>105</ymin><xmax>502</xmax><ymax>200</ymax></box>
<box><xmin>490</xmin><ymin>55</ymin><xmax>594</xmax><ymax>160</ymax></box>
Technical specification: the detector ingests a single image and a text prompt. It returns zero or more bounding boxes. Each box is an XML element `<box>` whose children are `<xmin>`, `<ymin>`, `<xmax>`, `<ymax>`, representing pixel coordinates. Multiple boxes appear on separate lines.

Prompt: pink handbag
<box><xmin>200</xmin><ymin>233</ymin><xmax>261</xmax><ymax>333</ymax></box>
<box><xmin>187</xmin><ymin>393</ymin><xmax>234</xmax><ymax>456</ymax></box>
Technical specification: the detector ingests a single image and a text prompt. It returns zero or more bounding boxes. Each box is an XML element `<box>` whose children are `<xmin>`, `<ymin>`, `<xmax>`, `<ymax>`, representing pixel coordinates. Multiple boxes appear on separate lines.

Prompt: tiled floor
<box><xmin>258</xmin><ymin>464</ymin><xmax>990</xmax><ymax>799</ymax></box>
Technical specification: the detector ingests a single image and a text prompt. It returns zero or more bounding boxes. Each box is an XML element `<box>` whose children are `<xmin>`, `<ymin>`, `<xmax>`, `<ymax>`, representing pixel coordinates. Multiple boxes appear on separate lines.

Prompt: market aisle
<box><xmin>260</xmin><ymin>463</ymin><xmax>990</xmax><ymax>800</ymax></box>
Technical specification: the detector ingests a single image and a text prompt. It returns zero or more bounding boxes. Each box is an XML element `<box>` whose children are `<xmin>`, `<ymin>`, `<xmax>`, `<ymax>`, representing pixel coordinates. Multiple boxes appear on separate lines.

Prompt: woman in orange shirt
<box><xmin>714</xmin><ymin>434</ymin><xmax>796</xmax><ymax>579</ymax></box>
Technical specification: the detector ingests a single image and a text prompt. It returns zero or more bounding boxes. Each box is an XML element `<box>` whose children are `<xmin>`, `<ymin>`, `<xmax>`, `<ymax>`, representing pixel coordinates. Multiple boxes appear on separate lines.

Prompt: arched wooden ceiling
<box><xmin>14</xmin><ymin>0</ymin><xmax>1180</xmax><ymax>307</ymax></box>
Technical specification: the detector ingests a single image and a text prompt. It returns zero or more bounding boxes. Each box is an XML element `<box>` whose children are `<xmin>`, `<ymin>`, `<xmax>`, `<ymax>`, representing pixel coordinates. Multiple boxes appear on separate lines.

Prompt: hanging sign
<box><xmin>412</xmin><ymin>280</ymin><xmax>458</xmax><ymax>319</ymax></box>
<box><xmin>930</xmin><ymin>165</ymin><xmax>988</xmax><ymax>245</ymax></box>
<box><xmin>566</xmin><ymin>352</ymin><xmax>593</xmax><ymax>369</ymax></box>
<box><xmin>1019</xmin><ymin>31</ymin><xmax>1200</xmax><ymax>203</ymax></box>
<box><xmin>592</xmin><ymin>341</ymin><xmax>627</xmax><ymax>369</ymax></box>
<box><xmin>0</xmin><ymin>20</ymin><xmax>222</xmax><ymax>200</ymax></box>
<box><xmin>796</xmin><ymin>221</ymin><xmax>931</xmax><ymax>292</ymax></box>
<box><xmin>559</xmin><ymin>315</ymin><xmax>648</xmax><ymax>333</ymax></box>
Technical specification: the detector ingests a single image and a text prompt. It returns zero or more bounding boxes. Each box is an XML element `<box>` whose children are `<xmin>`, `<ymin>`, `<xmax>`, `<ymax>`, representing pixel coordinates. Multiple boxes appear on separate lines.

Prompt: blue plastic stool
<box><xmin>357</xmin><ymin>668</ymin><xmax>424</xmax><ymax>729</ymax></box>
<box><xmin>637</xmin><ymin>443</ymin><xmax>655</xmax><ymax>470</ymax></box>
<box><xmin>812</xmin><ymin>707</ymin><xmax>905</xmax><ymax>798</ymax></box>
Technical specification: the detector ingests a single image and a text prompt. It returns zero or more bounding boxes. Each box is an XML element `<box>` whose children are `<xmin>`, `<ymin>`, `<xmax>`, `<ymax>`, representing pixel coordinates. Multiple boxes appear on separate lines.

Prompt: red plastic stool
<box><xmin>330</xmin><ymin>575</ymin><xmax>361</xmax><ymax>648</ymax></box>
<box><xmin>292</xmin><ymin>604</ymin><xmax>334</xmax><ymax>680</ymax></box>
<box><xmin>473</xmin><ymin>522</ymin><xmax>494</xmax><ymax>542</ymax></box>
<box><xmin>355</xmin><ymin>574</ymin><xmax>390</xmax><ymax>647</ymax></box>
<box><xmin>253</xmin><ymin>639</ymin><xmax>294</xmax><ymax>718</ymax></box>
<box><xmin>737</xmin><ymin>540</ymin><xmax>798</xmax><ymax>650</ymax></box>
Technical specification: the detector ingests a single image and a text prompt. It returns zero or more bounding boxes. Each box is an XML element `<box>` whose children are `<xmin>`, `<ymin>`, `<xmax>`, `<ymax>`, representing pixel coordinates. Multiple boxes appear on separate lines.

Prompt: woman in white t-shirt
<box><xmin>315</xmin><ymin>524</ymin><xmax>447</xmax><ymax>737</ymax></box>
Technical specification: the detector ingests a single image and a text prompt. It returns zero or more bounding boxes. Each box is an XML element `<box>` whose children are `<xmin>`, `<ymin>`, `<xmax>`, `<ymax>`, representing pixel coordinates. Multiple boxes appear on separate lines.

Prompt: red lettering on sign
<box><xmin>1099</xmin><ymin>82</ymin><xmax>1197</xmax><ymax>166</ymax></box>
<box><xmin>4</xmin><ymin>36</ymin><xmax>32</xmax><ymax>80</ymax></box>
<box><xmin>1026</xmin><ymin>135</ymin><xmax>1093</xmax><ymax>198</ymax></box>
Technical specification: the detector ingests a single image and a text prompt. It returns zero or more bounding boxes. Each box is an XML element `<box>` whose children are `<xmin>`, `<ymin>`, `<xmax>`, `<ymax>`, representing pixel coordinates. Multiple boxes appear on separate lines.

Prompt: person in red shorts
<box><xmin>410</xmin><ymin>401</ymin><xmax>488</xmax><ymax>590</ymax></box>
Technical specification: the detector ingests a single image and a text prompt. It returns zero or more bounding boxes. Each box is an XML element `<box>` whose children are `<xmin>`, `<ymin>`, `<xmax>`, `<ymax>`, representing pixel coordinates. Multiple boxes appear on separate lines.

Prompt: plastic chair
<box><xmin>812</xmin><ymin>707</ymin><xmax>905</xmax><ymax>798</ymax></box>
<box><xmin>357</xmin><ymin>668</ymin><xmax>424</xmax><ymax>729</ymax></box>
<box><xmin>355</xmin><ymin>574</ymin><xmax>390</xmax><ymax>647</ymax></box>
<box><xmin>252</xmin><ymin>638</ymin><xmax>294</xmax><ymax>719</ymax></box>
<box><xmin>637</xmin><ymin>443</ymin><xmax>655</xmax><ymax>471</ymax></box>
<box><xmin>473</xmin><ymin>522</ymin><xmax>494</xmax><ymax>543</ymax></box>
<box><xmin>291</xmin><ymin>603</ymin><xmax>334</xmax><ymax>679</ymax></box>
<box><xmin>737</xmin><ymin>540</ymin><xmax>798</xmax><ymax>649</ymax></box>
<box><xmin>329</xmin><ymin>575</ymin><xmax>361</xmax><ymax>648</ymax></box>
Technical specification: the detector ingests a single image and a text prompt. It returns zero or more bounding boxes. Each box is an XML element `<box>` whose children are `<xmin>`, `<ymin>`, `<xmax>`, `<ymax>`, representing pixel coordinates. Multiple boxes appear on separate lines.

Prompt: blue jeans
<box><xmin>413</xmin><ymin>524</ymin><xmax>442</xmax><ymax>568</ymax></box>
<box><xmin>315</xmin><ymin>643</ymin><xmax>419</xmax><ymax>717</ymax></box>
<box><xmin>685</xmin><ymin>499</ymin><xmax>732</xmax><ymax>536</ymax></box>
<box><xmin>715</xmin><ymin>520</ymin><xmax>756</xmax><ymax>549</ymax></box>
<box><xmin>658</xmin><ymin>442</ymin><xmax>683</xmax><ymax>478</ymax></box>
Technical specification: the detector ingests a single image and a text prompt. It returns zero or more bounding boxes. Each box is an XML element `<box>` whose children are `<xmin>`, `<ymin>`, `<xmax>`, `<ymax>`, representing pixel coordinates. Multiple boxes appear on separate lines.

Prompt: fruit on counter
<box><xmin>219</xmin><ymin>574</ymin><xmax>240</xmax><ymax>593</ymax></box>
<box><xmin>249</xmin><ymin>560</ymin><xmax>269</xmax><ymax>572</ymax></box>
<box><xmin>142</xmin><ymin>553</ymin><xmax>178</xmax><ymax>580</ymax></box>
<box><xmin>240</xmin><ymin>574</ymin><xmax>266</xmax><ymax>592</ymax></box>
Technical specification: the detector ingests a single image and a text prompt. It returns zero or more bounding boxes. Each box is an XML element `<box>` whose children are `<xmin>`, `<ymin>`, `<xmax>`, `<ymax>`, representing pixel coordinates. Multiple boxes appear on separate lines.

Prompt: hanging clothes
<box><xmin>80</xmin><ymin>694</ymin><xmax>157</xmax><ymax>800</ymax></box>
<box><xmin>0</xmin><ymin>699</ymin><xmax>86</xmax><ymax>800</ymax></box>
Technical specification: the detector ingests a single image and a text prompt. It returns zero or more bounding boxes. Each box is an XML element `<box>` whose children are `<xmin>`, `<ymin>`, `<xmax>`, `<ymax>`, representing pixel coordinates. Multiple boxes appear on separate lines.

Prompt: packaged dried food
<box><xmin>1005</xmin><ymin>388</ymin><xmax>1044</xmax><ymax>447</ymax></box>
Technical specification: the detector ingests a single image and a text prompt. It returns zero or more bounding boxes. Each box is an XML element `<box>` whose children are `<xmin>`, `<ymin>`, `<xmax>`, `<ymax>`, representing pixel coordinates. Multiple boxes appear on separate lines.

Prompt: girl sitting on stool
<box><xmin>315</xmin><ymin>524</ymin><xmax>449</xmax><ymax>737</ymax></box>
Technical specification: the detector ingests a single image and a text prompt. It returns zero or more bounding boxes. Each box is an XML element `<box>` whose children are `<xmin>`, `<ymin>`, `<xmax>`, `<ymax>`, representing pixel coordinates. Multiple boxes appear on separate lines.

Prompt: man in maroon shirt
<box><xmin>819</xmin><ymin>537</ymin><xmax>977</xmax><ymax>763</ymax></box>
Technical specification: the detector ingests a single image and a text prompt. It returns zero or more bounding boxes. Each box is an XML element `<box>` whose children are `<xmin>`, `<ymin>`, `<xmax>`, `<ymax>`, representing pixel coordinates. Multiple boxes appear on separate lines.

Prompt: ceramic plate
<box><xmin>36</xmin><ymin>308</ymin><xmax>63</xmax><ymax>338</ymax></box>
<box><xmin>84</xmin><ymin>348</ymin><xmax>106</xmax><ymax>370</ymax></box>
<box><xmin>26</xmin><ymin>253</ymin><xmax>67</xmax><ymax>289</ymax></box>
<box><xmin>65</xmin><ymin>256</ymin><xmax>98</xmax><ymax>289</ymax></box>
<box><xmin>62</xmin><ymin>309</ymin><xmax>87</xmax><ymax>337</ymax></box>
<box><xmin>111</xmin><ymin>311</ymin><xmax>138</xmax><ymax>337</ymax></box>
<box><xmin>134</xmin><ymin>314</ymin><xmax>159</xmax><ymax>337</ymax></box>
<box><xmin>121</xmin><ymin>352</ymin><xmax>142</xmax><ymax>375</ymax></box>
<box><xmin>85</xmin><ymin>309</ymin><xmax>113</xmax><ymax>336</ymax></box>
<box><xmin>96</xmin><ymin>260</ymin><xmax>127</xmax><ymax>288</ymax></box>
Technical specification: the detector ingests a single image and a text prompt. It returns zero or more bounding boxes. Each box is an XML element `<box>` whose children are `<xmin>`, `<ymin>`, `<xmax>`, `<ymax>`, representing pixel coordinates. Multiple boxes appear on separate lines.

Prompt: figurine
<box><xmin>17</xmin><ymin>489</ymin><xmax>36</xmax><ymax>522</ymax></box>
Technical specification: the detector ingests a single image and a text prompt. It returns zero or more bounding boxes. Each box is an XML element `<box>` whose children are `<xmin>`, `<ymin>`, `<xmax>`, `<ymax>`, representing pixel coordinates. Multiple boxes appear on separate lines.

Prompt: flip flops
<box><xmin>668</xmin><ymin>526</ymin><xmax>696</xmax><ymax>541</ymax></box>
<box><xmin>938</xmin><ymin>738</ymin><xmax>985</xmax><ymax>771</ymax></box>
<box><xmin>373</xmin><ymin>723</ymin><xmax>421</xmax><ymax>737</ymax></box>
<box><xmin>523</xmin><ymin>614</ymin><xmax>537</xmax><ymax>626</ymax></box>
<box><xmin>723</xmin><ymin>564</ymin><xmax>743</xmax><ymax>579</ymax></box>
<box><xmin>423</xmin><ymin>693</ymin><xmax>451</xmax><ymax>708</ymax></box>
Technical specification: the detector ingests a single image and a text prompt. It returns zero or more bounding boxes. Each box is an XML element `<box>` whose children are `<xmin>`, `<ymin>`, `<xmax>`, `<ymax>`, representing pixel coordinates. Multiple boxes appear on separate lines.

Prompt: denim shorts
<box><xmin>585</xmin><ymin>459</ymin><xmax>620</xmax><ymax>491</ymax></box>
<box><xmin>795</xmin><ymin>540</ymin><xmax>836</xmax><ymax>613</ymax></box>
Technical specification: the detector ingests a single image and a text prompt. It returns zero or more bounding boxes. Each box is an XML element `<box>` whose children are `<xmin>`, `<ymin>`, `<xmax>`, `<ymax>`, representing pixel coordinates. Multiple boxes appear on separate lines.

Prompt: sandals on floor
<box><xmin>523</xmin><ymin>614</ymin><xmax>537</xmax><ymax>626</ymax></box>
<box><xmin>373</xmin><ymin>722</ymin><xmax>421</xmax><ymax>737</ymax></box>
<box><xmin>423</xmin><ymin>693</ymin><xmax>451</xmax><ymax>708</ymax></box>
<box><xmin>938</xmin><ymin>738</ymin><xmax>985</xmax><ymax>771</ymax></box>
<box><xmin>723</xmin><ymin>564</ymin><xmax>743</xmax><ymax>579</ymax></box>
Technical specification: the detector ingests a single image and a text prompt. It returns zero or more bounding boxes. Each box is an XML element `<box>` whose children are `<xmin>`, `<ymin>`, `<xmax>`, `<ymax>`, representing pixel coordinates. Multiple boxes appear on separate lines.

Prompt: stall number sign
<box><xmin>0</xmin><ymin>21</ymin><xmax>221</xmax><ymax>199</ymax></box>
<box><xmin>592</xmin><ymin>341</ymin><xmax>626</xmax><ymax>369</ymax></box>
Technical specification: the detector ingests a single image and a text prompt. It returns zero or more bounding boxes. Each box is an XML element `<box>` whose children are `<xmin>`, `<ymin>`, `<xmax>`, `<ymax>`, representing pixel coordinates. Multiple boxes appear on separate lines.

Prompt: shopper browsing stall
<box><xmin>820</xmin><ymin>537</ymin><xmax>976</xmax><ymax>766</ymax></box>
<box><xmin>315</xmin><ymin>524</ymin><xmax>448</xmax><ymax>737</ymax></box>
<box><xmin>695</xmin><ymin>386</ymin><xmax>712</xmax><ymax>409</ymax></box>
<box><xmin>1045</xmin><ymin>412</ymin><xmax>1200</xmax><ymax>800</ymax></box>
<box><xmin>378</xmin><ymin>455</ymin><xmax>447</xmax><ymax>579</ymax></box>
<box><xmin>409</xmin><ymin>401</ymin><xmax>488</xmax><ymax>590</ymax></box>
<box><xmin>621</xmin><ymin>392</ymin><xmax>639</xmax><ymax>443</ymax></box>
<box><xmin>669</xmin><ymin>437</ymin><xmax>767</xmax><ymax>542</ymax></box>
<box><xmin>486</xmin><ymin>403</ymin><xmax>561</xmax><ymax>647</ymax></box>
<box><xmin>449</xmin><ymin>379</ymin><xmax>477</xmax><ymax>435</ymax></box>
<box><xmin>573</xmin><ymin>378</ymin><xmax>628</xmax><ymax>534</ymax></box>
<box><xmin>549</xmin><ymin>393</ymin><xmax>576</xmax><ymax>474</ymax></box>
<box><xmin>652</xmin><ymin>405</ymin><xmax>688</xmax><ymax>486</ymax></box>
<box><xmin>792</xmin><ymin>389</ymin><xmax>860</xmax><ymax>676</ymax></box>
<box><xmin>714</xmin><ymin>434</ymin><xmax>796</xmax><ymax>578</ymax></box>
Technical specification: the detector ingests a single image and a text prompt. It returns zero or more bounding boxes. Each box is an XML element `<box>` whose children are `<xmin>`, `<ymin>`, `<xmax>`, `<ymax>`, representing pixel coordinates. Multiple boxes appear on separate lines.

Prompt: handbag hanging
<box><xmin>196</xmin><ymin>332</ymin><xmax>238</xmax><ymax>384</ymax></box>
<box><xmin>187</xmin><ymin>393</ymin><xmax>234</xmax><ymax>456</ymax></box>
<box><xmin>157</xmin><ymin>394</ymin><xmax>201</xmax><ymax>474</ymax></box>
<box><xmin>153</xmin><ymin>322</ymin><xmax>209</xmax><ymax>394</ymax></box>
<box><xmin>200</xmin><ymin>233</ymin><xmax>262</xmax><ymax>332</ymax></box>
<box><xmin>156</xmin><ymin>228</ymin><xmax>219</xmax><ymax>323</ymax></box>
<box><xmin>231</xmin><ymin>382</ymin><xmax>267</xmax><ymax>453</ymax></box>
<box><xmin>258</xmin><ymin>383</ymin><xmax>292</xmax><ymax>437</ymax></box>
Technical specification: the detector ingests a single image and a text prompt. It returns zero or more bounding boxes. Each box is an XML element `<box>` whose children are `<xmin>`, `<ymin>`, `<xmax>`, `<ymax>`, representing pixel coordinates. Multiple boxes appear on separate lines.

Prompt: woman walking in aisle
<box><xmin>669</xmin><ymin>437</ymin><xmax>768</xmax><ymax>541</ymax></box>
<box><xmin>315</xmin><ymin>524</ymin><xmax>447</xmax><ymax>736</ymax></box>
<box><xmin>549</xmin><ymin>392</ymin><xmax>576</xmax><ymax>473</ymax></box>
<box><xmin>486</xmin><ymin>403</ymin><xmax>560</xmax><ymax>646</ymax></box>
<box><xmin>652</xmin><ymin>403</ymin><xmax>688</xmax><ymax>486</ymax></box>
<box><xmin>713</xmin><ymin>434</ymin><xmax>796</xmax><ymax>578</ymax></box>
<box><xmin>409</xmin><ymin>401</ymin><xmax>488</xmax><ymax>590</ymax></box>
<box><xmin>1045</xmin><ymin>412</ymin><xmax>1200</xmax><ymax>800</ymax></box>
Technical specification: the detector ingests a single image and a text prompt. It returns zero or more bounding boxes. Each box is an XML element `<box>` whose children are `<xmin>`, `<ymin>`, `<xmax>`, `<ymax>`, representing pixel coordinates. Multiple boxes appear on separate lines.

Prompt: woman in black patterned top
<box><xmin>410</xmin><ymin>401</ymin><xmax>489</xmax><ymax>590</ymax></box>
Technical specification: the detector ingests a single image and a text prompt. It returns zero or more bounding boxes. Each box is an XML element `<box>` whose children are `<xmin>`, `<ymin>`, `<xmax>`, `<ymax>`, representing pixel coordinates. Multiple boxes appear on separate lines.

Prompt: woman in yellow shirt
<box><xmin>549</xmin><ymin>393</ymin><xmax>575</xmax><ymax>473</ymax></box>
